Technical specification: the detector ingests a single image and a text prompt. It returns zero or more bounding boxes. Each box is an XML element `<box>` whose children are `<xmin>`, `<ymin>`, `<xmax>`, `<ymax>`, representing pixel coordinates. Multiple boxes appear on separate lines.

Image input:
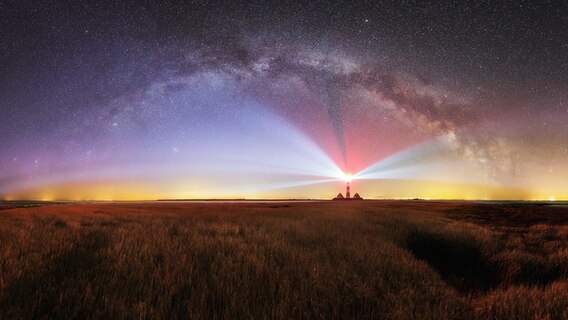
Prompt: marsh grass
<box><xmin>0</xmin><ymin>201</ymin><xmax>567</xmax><ymax>319</ymax></box>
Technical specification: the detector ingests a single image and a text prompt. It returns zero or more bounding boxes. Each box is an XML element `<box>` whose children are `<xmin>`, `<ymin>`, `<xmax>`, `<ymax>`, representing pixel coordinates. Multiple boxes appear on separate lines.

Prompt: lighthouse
<box><xmin>333</xmin><ymin>173</ymin><xmax>363</xmax><ymax>200</ymax></box>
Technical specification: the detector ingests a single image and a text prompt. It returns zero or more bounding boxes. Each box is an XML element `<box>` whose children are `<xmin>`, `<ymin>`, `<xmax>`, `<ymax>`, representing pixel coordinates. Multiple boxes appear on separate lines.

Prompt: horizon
<box><xmin>3</xmin><ymin>196</ymin><xmax>567</xmax><ymax>202</ymax></box>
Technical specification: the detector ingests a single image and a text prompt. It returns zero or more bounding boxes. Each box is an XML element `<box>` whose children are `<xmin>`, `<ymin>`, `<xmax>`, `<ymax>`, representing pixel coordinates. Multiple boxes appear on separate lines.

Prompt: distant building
<box><xmin>334</xmin><ymin>193</ymin><xmax>345</xmax><ymax>200</ymax></box>
<box><xmin>333</xmin><ymin>183</ymin><xmax>363</xmax><ymax>200</ymax></box>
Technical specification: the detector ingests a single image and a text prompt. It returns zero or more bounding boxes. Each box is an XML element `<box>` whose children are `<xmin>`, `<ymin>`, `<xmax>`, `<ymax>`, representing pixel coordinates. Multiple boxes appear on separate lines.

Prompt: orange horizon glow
<box><xmin>3</xmin><ymin>178</ymin><xmax>567</xmax><ymax>202</ymax></box>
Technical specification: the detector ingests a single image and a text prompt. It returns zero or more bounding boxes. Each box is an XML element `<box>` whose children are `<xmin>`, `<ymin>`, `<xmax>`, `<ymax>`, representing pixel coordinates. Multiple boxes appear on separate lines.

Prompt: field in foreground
<box><xmin>1</xmin><ymin>201</ymin><xmax>567</xmax><ymax>319</ymax></box>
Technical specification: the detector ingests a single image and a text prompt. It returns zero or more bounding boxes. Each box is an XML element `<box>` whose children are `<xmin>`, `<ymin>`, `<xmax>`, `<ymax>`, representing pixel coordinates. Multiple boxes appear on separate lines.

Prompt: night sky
<box><xmin>1</xmin><ymin>0</ymin><xmax>567</xmax><ymax>200</ymax></box>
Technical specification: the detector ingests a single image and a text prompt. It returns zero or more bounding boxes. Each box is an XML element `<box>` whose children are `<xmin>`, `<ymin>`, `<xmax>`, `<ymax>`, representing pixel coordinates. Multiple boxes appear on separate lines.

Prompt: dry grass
<box><xmin>0</xmin><ymin>201</ymin><xmax>567</xmax><ymax>319</ymax></box>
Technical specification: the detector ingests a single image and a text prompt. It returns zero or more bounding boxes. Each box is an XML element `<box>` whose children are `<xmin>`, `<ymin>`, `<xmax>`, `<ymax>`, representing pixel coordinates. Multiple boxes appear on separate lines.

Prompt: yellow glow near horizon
<box><xmin>2</xmin><ymin>177</ymin><xmax>568</xmax><ymax>201</ymax></box>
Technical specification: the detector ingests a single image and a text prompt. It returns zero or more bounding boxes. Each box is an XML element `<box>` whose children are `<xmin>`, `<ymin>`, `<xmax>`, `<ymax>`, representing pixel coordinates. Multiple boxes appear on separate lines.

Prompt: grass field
<box><xmin>1</xmin><ymin>200</ymin><xmax>567</xmax><ymax>319</ymax></box>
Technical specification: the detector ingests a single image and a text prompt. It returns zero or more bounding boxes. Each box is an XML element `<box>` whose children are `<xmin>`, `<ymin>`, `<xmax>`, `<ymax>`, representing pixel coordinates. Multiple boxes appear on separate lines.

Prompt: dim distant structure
<box><xmin>333</xmin><ymin>181</ymin><xmax>363</xmax><ymax>200</ymax></box>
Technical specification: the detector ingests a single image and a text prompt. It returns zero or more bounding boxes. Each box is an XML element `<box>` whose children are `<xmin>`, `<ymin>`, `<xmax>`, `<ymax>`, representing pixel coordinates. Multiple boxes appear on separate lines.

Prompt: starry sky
<box><xmin>1</xmin><ymin>0</ymin><xmax>567</xmax><ymax>200</ymax></box>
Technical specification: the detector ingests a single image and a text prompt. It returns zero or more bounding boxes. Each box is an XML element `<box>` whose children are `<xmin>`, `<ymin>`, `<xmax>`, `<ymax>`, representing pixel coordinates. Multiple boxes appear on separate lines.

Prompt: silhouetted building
<box><xmin>334</xmin><ymin>193</ymin><xmax>345</xmax><ymax>200</ymax></box>
<box><xmin>333</xmin><ymin>188</ymin><xmax>363</xmax><ymax>200</ymax></box>
<box><xmin>346</xmin><ymin>181</ymin><xmax>351</xmax><ymax>199</ymax></box>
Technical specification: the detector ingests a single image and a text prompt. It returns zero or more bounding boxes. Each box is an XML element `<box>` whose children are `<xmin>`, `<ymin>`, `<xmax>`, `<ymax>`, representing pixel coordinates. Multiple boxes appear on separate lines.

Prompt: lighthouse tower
<box><xmin>346</xmin><ymin>181</ymin><xmax>351</xmax><ymax>199</ymax></box>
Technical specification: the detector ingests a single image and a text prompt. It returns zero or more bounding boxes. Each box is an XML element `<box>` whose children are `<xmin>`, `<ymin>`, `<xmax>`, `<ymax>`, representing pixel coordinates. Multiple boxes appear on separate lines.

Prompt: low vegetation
<box><xmin>0</xmin><ymin>201</ymin><xmax>567</xmax><ymax>319</ymax></box>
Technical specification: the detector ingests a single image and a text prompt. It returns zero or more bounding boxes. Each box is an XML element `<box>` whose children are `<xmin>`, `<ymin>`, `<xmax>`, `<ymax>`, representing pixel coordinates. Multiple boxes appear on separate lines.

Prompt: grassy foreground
<box><xmin>0</xmin><ymin>201</ymin><xmax>567</xmax><ymax>319</ymax></box>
